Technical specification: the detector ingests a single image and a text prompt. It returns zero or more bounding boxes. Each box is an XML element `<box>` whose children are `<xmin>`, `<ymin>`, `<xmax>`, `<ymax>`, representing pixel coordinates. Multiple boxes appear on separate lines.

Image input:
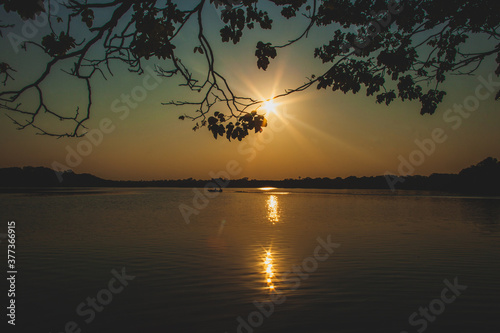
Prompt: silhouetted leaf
<box><xmin>1</xmin><ymin>0</ymin><xmax>45</xmax><ymax>19</ymax></box>
<box><xmin>41</xmin><ymin>32</ymin><xmax>76</xmax><ymax>57</ymax></box>
<box><xmin>81</xmin><ymin>9</ymin><xmax>94</xmax><ymax>28</ymax></box>
<box><xmin>208</xmin><ymin>116</ymin><xmax>218</xmax><ymax>125</ymax></box>
<box><xmin>281</xmin><ymin>6</ymin><xmax>296</xmax><ymax>19</ymax></box>
<box><xmin>255</xmin><ymin>41</ymin><xmax>277</xmax><ymax>70</ymax></box>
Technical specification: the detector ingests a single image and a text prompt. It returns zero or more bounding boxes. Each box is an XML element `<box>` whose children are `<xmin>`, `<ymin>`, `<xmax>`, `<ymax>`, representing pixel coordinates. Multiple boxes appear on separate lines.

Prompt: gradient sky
<box><xmin>1</xmin><ymin>1</ymin><xmax>499</xmax><ymax>181</ymax></box>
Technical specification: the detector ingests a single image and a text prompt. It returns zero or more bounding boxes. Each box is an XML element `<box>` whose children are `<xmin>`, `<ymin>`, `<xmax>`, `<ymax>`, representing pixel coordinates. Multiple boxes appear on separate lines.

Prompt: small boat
<box><xmin>208</xmin><ymin>188</ymin><xmax>223</xmax><ymax>193</ymax></box>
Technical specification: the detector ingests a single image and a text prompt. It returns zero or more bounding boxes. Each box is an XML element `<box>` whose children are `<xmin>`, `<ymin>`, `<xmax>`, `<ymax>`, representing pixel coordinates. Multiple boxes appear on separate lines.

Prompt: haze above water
<box><xmin>2</xmin><ymin>188</ymin><xmax>499</xmax><ymax>332</ymax></box>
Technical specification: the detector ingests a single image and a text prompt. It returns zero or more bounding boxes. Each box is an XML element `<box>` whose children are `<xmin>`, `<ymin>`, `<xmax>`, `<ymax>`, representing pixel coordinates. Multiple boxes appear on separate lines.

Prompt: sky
<box><xmin>0</xmin><ymin>1</ymin><xmax>499</xmax><ymax>181</ymax></box>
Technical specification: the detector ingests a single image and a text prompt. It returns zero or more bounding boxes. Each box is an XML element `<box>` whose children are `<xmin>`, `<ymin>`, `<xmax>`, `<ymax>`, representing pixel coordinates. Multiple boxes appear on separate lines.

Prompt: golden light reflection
<box><xmin>263</xmin><ymin>249</ymin><xmax>276</xmax><ymax>291</ymax></box>
<box><xmin>266</xmin><ymin>195</ymin><xmax>280</xmax><ymax>224</ymax></box>
<box><xmin>259</xmin><ymin>187</ymin><xmax>278</xmax><ymax>191</ymax></box>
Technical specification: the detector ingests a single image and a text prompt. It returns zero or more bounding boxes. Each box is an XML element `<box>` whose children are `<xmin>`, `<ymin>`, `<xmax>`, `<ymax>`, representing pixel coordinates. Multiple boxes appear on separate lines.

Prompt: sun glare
<box><xmin>263</xmin><ymin>100</ymin><xmax>278</xmax><ymax>114</ymax></box>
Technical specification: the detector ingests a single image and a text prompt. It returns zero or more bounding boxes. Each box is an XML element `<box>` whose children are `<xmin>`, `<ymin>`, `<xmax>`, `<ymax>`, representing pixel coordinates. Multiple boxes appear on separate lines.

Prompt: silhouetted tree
<box><xmin>0</xmin><ymin>0</ymin><xmax>498</xmax><ymax>140</ymax></box>
<box><xmin>458</xmin><ymin>157</ymin><xmax>500</xmax><ymax>194</ymax></box>
<box><xmin>1</xmin><ymin>157</ymin><xmax>499</xmax><ymax>193</ymax></box>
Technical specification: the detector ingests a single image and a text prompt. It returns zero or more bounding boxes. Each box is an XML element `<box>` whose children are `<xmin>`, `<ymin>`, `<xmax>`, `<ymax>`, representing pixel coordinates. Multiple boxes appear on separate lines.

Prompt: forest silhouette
<box><xmin>1</xmin><ymin>157</ymin><xmax>499</xmax><ymax>195</ymax></box>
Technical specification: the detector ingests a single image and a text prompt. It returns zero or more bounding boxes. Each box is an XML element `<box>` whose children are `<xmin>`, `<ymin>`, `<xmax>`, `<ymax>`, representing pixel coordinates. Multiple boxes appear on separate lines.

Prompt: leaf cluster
<box><xmin>0</xmin><ymin>0</ymin><xmax>498</xmax><ymax>140</ymax></box>
<box><xmin>182</xmin><ymin>110</ymin><xmax>267</xmax><ymax>141</ymax></box>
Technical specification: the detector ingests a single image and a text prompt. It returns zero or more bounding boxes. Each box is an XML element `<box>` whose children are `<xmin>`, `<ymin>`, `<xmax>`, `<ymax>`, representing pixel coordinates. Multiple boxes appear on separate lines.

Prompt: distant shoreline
<box><xmin>1</xmin><ymin>157</ymin><xmax>499</xmax><ymax>195</ymax></box>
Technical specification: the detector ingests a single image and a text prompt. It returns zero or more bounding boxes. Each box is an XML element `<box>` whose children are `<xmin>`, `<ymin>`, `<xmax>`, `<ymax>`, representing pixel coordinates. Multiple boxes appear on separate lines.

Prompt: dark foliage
<box><xmin>1</xmin><ymin>158</ymin><xmax>499</xmax><ymax>195</ymax></box>
<box><xmin>0</xmin><ymin>0</ymin><xmax>498</xmax><ymax>139</ymax></box>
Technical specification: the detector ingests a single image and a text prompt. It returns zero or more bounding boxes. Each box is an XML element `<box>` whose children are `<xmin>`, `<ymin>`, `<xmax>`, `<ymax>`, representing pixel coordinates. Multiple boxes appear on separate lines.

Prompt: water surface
<box><xmin>1</xmin><ymin>188</ymin><xmax>499</xmax><ymax>332</ymax></box>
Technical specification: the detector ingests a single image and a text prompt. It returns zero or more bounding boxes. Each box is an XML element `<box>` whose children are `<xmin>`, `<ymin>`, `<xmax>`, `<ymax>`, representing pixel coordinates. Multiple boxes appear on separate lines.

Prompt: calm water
<box><xmin>1</xmin><ymin>188</ymin><xmax>499</xmax><ymax>332</ymax></box>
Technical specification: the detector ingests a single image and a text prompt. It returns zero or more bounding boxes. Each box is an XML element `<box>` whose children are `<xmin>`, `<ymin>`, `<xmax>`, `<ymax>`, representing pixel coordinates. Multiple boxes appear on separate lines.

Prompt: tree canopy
<box><xmin>0</xmin><ymin>0</ymin><xmax>499</xmax><ymax>140</ymax></box>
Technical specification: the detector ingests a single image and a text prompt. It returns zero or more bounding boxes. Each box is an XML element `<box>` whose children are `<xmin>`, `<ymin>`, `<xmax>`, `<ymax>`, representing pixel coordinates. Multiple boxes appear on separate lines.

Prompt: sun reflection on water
<box><xmin>263</xmin><ymin>249</ymin><xmax>275</xmax><ymax>291</ymax></box>
<box><xmin>259</xmin><ymin>187</ymin><xmax>278</xmax><ymax>191</ymax></box>
<box><xmin>266</xmin><ymin>195</ymin><xmax>280</xmax><ymax>224</ymax></box>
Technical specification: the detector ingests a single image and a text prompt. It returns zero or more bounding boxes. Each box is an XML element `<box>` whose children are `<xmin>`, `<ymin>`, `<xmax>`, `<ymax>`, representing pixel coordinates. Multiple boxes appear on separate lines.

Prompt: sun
<box><xmin>262</xmin><ymin>100</ymin><xmax>278</xmax><ymax>114</ymax></box>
